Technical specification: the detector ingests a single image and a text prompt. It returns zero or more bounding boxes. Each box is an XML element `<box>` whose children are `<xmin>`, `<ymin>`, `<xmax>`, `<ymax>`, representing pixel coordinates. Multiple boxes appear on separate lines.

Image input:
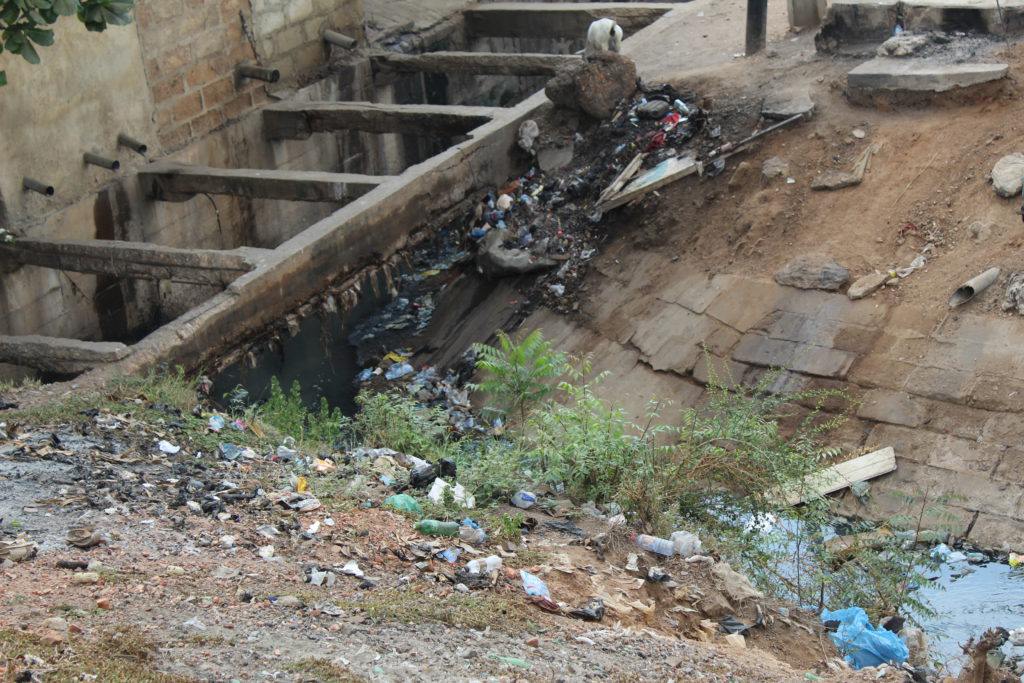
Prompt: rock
<box><xmin>476</xmin><ymin>229</ymin><xmax>557</xmax><ymax>277</ymax></box>
<box><xmin>73</xmin><ymin>572</ymin><xmax>100</xmax><ymax>585</ymax></box>
<box><xmin>968</xmin><ymin>220</ymin><xmax>993</xmax><ymax>242</ymax></box>
<box><xmin>992</xmin><ymin>153</ymin><xmax>1024</xmax><ymax>198</ymax></box>
<box><xmin>182</xmin><ymin>617</ymin><xmax>207</xmax><ymax>631</ymax></box>
<box><xmin>811</xmin><ymin>170</ymin><xmax>861</xmax><ymax>190</ymax></box>
<box><xmin>537</xmin><ymin>142</ymin><xmax>574</xmax><ymax>172</ymax></box>
<box><xmin>876</xmin><ymin>33</ymin><xmax>932</xmax><ymax>57</ymax></box>
<box><xmin>762</xmin><ymin>157</ymin><xmax>789</xmax><ymax>179</ymax></box>
<box><xmin>525</xmin><ymin>636</ymin><xmax>540</xmax><ymax>648</ymax></box>
<box><xmin>636</xmin><ymin>99</ymin><xmax>671</xmax><ymax>119</ymax></box>
<box><xmin>96</xmin><ymin>597</ymin><xmax>111</xmax><ymax>610</ymax></box>
<box><xmin>546</xmin><ymin>52</ymin><xmax>637</xmax><ymax>120</ymax></box>
<box><xmin>727</xmin><ymin>161</ymin><xmax>753</xmax><ymax>189</ymax></box>
<box><xmin>901</xmin><ymin>626</ymin><xmax>929</xmax><ymax>668</ymax></box>
<box><xmin>37</xmin><ymin>629</ymin><xmax>66</xmax><ymax>646</ymax></box>
<box><xmin>847</xmin><ymin>272</ymin><xmax>887</xmax><ymax>299</ymax></box>
<box><xmin>852</xmin><ymin>128</ymin><xmax>866</xmax><ymax>139</ymax></box>
<box><xmin>258</xmin><ymin>545</ymin><xmax>275</xmax><ymax>559</ymax></box>
<box><xmin>1002</xmin><ymin>271</ymin><xmax>1024</xmax><ymax>314</ymax></box>
<box><xmin>40</xmin><ymin>618</ymin><xmax>69</xmax><ymax>633</ymax></box>
<box><xmin>166</xmin><ymin>565</ymin><xmax>185</xmax><ymax>576</ymax></box>
<box><xmin>775</xmin><ymin>254</ymin><xmax>849</xmax><ymax>291</ymax></box>
<box><xmin>761</xmin><ymin>88</ymin><xmax>814</xmax><ymax>120</ymax></box>
<box><xmin>273</xmin><ymin>595</ymin><xmax>305</xmax><ymax>609</ymax></box>
<box><xmin>724</xmin><ymin>633</ymin><xmax>747</xmax><ymax>649</ymax></box>
<box><xmin>886</xmin><ymin>277</ymin><xmax>900</xmax><ymax>287</ymax></box>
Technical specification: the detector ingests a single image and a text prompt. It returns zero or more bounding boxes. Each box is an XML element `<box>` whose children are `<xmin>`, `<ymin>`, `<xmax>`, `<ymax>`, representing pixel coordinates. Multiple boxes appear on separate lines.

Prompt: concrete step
<box><xmin>847</xmin><ymin>57</ymin><xmax>1008</xmax><ymax>91</ymax></box>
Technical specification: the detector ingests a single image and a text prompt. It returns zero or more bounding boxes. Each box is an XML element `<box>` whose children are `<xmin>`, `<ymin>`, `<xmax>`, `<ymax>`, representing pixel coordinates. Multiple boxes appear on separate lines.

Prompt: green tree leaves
<box><xmin>0</xmin><ymin>0</ymin><xmax>134</xmax><ymax>85</ymax></box>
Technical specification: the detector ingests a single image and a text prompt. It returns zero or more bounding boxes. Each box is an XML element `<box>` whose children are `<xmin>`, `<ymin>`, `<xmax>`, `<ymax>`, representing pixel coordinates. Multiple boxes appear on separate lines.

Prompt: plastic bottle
<box><xmin>633</xmin><ymin>534</ymin><xmax>674</xmax><ymax>556</ymax></box>
<box><xmin>414</xmin><ymin>520</ymin><xmax>459</xmax><ymax>536</ymax></box>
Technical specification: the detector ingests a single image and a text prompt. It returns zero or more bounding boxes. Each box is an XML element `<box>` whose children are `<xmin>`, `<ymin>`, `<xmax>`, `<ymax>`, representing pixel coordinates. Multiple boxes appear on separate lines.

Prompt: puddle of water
<box><xmin>916</xmin><ymin>560</ymin><xmax>1024</xmax><ymax>673</ymax></box>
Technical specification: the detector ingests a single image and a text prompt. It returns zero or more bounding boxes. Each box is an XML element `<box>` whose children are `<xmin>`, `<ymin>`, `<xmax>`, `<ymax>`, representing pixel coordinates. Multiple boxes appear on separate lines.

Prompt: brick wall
<box><xmin>135</xmin><ymin>0</ymin><xmax>269</xmax><ymax>152</ymax></box>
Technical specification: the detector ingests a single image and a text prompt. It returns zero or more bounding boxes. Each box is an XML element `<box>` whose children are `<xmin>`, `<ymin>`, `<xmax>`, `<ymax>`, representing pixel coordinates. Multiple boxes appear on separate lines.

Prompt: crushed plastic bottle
<box><xmin>633</xmin><ymin>534</ymin><xmax>674</xmax><ymax>556</ymax></box>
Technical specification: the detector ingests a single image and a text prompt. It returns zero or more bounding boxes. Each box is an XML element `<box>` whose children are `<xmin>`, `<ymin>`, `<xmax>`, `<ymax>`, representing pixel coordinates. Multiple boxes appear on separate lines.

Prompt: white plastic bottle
<box><xmin>632</xmin><ymin>534</ymin><xmax>674</xmax><ymax>556</ymax></box>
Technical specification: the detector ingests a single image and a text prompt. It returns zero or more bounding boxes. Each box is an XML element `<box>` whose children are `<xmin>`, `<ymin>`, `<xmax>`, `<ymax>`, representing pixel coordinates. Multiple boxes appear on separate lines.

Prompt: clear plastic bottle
<box><xmin>632</xmin><ymin>534</ymin><xmax>674</xmax><ymax>556</ymax></box>
<box><xmin>414</xmin><ymin>520</ymin><xmax>460</xmax><ymax>536</ymax></box>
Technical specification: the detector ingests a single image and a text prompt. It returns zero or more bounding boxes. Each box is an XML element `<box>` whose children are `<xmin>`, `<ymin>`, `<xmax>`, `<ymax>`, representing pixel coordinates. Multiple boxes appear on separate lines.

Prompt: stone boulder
<box><xmin>761</xmin><ymin>88</ymin><xmax>814</xmax><ymax>121</ymax></box>
<box><xmin>775</xmin><ymin>254</ymin><xmax>849</xmax><ymax>290</ymax></box>
<box><xmin>545</xmin><ymin>52</ymin><xmax>637</xmax><ymax>120</ymax></box>
<box><xmin>992</xmin><ymin>153</ymin><xmax>1024</xmax><ymax>198</ymax></box>
<box><xmin>476</xmin><ymin>229</ymin><xmax>557</xmax><ymax>278</ymax></box>
<box><xmin>847</xmin><ymin>272</ymin><xmax>887</xmax><ymax>300</ymax></box>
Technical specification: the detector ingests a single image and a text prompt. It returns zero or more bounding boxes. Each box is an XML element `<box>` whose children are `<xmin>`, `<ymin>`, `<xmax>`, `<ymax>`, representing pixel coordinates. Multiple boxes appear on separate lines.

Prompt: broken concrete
<box><xmin>847</xmin><ymin>58</ymin><xmax>1009</xmax><ymax>92</ymax></box>
<box><xmin>811</xmin><ymin>170</ymin><xmax>861</xmax><ymax>191</ymax></box>
<box><xmin>761</xmin><ymin>88</ymin><xmax>815</xmax><ymax>120</ymax></box>
<box><xmin>0</xmin><ymin>335</ymin><xmax>130</xmax><ymax>374</ymax></box>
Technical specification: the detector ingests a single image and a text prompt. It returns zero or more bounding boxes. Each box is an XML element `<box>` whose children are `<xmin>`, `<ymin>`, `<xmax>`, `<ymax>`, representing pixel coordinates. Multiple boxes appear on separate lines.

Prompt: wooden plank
<box><xmin>774</xmin><ymin>446</ymin><xmax>897</xmax><ymax>507</ymax></box>
<box><xmin>262</xmin><ymin>101</ymin><xmax>499</xmax><ymax>140</ymax></box>
<box><xmin>464</xmin><ymin>3</ymin><xmax>674</xmax><ymax>38</ymax></box>
<box><xmin>138</xmin><ymin>161</ymin><xmax>392</xmax><ymax>203</ymax></box>
<box><xmin>596</xmin><ymin>153</ymin><xmax>700</xmax><ymax>213</ymax></box>
<box><xmin>371</xmin><ymin>51</ymin><xmax>580</xmax><ymax>77</ymax></box>
<box><xmin>0</xmin><ymin>238</ymin><xmax>266</xmax><ymax>286</ymax></box>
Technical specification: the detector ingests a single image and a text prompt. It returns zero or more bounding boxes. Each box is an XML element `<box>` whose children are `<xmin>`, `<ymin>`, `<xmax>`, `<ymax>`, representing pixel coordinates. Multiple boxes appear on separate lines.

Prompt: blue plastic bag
<box><xmin>820</xmin><ymin>607</ymin><xmax>909</xmax><ymax>669</ymax></box>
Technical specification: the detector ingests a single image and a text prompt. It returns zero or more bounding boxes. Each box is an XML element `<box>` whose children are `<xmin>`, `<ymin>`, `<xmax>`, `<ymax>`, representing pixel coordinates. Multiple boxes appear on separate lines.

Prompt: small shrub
<box><xmin>470</xmin><ymin>329</ymin><xmax>566</xmax><ymax>428</ymax></box>
<box><xmin>340</xmin><ymin>390</ymin><xmax>454</xmax><ymax>459</ymax></box>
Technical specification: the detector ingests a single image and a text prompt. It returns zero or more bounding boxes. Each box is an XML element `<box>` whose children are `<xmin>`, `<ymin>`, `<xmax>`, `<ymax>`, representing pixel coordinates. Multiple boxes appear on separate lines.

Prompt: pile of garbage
<box><xmin>460</xmin><ymin>84</ymin><xmax>713</xmax><ymax>313</ymax></box>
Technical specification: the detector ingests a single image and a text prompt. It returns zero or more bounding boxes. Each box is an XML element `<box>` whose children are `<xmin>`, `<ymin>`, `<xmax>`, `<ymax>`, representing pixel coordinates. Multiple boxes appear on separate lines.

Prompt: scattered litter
<box><xmin>0</xmin><ymin>533</ymin><xmax>38</xmax><ymax>562</ymax></box>
<box><xmin>275</xmin><ymin>491</ymin><xmax>321</xmax><ymax>512</ymax></box>
<box><xmin>511</xmin><ymin>490</ymin><xmax>537</xmax><ymax>508</ymax></box>
<box><xmin>65</xmin><ymin>525</ymin><xmax>103</xmax><ymax>548</ymax></box>
<box><xmin>427</xmin><ymin>477</ymin><xmax>476</xmax><ymax>509</ymax></box>
<box><xmin>158</xmin><ymin>440</ymin><xmax>181</xmax><ymax>454</ymax></box>
<box><xmin>488</xmin><ymin>655</ymin><xmax>530</xmax><ymax>668</ymax></box>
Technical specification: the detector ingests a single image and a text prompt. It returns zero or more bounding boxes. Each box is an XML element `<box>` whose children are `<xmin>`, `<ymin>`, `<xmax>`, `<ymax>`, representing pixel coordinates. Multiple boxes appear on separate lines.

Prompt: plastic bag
<box><xmin>520</xmin><ymin>569</ymin><xmax>550</xmax><ymax>598</ymax></box>
<box><xmin>820</xmin><ymin>607</ymin><xmax>909</xmax><ymax>669</ymax></box>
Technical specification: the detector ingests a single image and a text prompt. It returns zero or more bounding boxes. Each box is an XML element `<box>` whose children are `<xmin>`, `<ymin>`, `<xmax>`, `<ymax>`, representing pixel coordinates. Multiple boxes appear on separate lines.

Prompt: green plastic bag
<box><xmin>383</xmin><ymin>493</ymin><xmax>422</xmax><ymax>514</ymax></box>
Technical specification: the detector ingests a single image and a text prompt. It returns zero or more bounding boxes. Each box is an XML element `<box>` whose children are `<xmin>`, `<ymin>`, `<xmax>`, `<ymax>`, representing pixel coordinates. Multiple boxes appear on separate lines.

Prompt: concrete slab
<box><xmin>704</xmin><ymin>278</ymin><xmax>783</xmax><ymax>331</ymax></box>
<box><xmin>847</xmin><ymin>58</ymin><xmax>1009</xmax><ymax>92</ymax></box>
<box><xmin>732</xmin><ymin>334</ymin><xmax>857</xmax><ymax>378</ymax></box>
<box><xmin>857</xmin><ymin>388</ymin><xmax>927</xmax><ymax>427</ymax></box>
<box><xmin>903</xmin><ymin>365</ymin><xmax>973</xmax><ymax>402</ymax></box>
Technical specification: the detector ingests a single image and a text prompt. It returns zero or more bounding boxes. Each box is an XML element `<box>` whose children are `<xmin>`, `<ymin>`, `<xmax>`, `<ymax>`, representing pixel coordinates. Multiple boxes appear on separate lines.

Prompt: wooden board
<box><xmin>596</xmin><ymin>154</ymin><xmax>700</xmax><ymax>213</ymax></box>
<box><xmin>773</xmin><ymin>446</ymin><xmax>897</xmax><ymax>507</ymax></box>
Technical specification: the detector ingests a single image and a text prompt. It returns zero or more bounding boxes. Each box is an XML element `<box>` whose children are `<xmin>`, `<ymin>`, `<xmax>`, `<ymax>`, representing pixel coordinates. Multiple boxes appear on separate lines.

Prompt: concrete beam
<box><xmin>0</xmin><ymin>335</ymin><xmax>129</xmax><ymax>374</ymax></box>
<box><xmin>371</xmin><ymin>50</ymin><xmax>581</xmax><ymax>76</ymax></box>
<box><xmin>0</xmin><ymin>238</ymin><xmax>268</xmax><ymax>286</ymax></box>
<box><xmin>463</xmin><ymin>2</ymin><xmax>674</xmax><ymax>38</ymax></box>
<box><xmin>138</xmin><ymin>161</ymin><xmax>392</xmax><ymax>203</ymax></box>
<box><xmin>262</xmin><ymin>101</ymin><xmax>499</xmax><ymax>140</ymax></box>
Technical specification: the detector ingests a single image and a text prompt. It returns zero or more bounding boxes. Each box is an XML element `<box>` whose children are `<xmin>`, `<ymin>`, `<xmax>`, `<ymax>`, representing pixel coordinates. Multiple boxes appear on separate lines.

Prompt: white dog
<box><xmin>583</xmin><ymin>18</ymin><xmax>623</xmax><ymax>60</ymax></box>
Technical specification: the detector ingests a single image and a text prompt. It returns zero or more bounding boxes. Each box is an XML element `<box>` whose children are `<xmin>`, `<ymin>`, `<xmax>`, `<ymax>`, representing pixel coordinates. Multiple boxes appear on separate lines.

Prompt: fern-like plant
<box><xmin>469</xmin><ymin>329</ymin><xmax>567</xmax><ymax>429</ymax></box>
